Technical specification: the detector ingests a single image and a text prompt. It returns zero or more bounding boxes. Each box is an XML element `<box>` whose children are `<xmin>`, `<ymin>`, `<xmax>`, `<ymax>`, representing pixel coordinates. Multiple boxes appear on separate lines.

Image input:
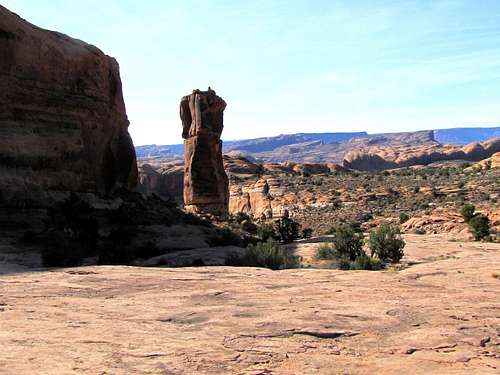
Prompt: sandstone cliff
<box><xmin>0</xmin><ymin>5</ymin><xmax>137</xmax><ymax>207</ymax></box>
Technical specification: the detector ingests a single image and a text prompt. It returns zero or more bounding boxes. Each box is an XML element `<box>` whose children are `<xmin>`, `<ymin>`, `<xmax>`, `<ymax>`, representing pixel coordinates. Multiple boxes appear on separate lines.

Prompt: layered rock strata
<box><xmin>0</xmin><ymin>6</ymin><xmax>138</xmax><ymax>208</ymax></box>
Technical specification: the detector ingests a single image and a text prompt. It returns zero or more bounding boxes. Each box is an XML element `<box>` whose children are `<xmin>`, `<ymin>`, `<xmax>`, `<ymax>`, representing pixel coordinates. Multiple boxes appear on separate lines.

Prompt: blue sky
<box><xmin>4</xmin><ymin>0</ymin><xmax>500</xmax><ymax>145</ymax></box>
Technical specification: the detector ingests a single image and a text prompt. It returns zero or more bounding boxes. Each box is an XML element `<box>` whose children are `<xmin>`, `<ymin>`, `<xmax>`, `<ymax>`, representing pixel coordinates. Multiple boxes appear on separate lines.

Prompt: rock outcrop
<box><xmin>137</xmin><ymin>163</ymin><xmax>184</xmax><ymax>201</ymax></box>
<box><xmin>181</xmin><ymin>88</ymin><xmax>229</xmax><ymax>215</ymax></box>
<box><xmin>343</xmin><ymin>138</ymin><xmax>500</xmax><ymax>171</ymax></box>
<box><xmin>223</xmin><ymin>154</ymin><xmax>262</xmax><ymax>177</ymax></box>
<box><xmin>0</xmin><ymin>5</ymin><xmax>137</xmax><ymax>207</ymax></box>
<box><xmin>229</xmin><ymin>178</ymin><xmax>273</xmax><ymax>219</ymax></box>
<box><xmin>465</xmin><ymin>152</ymin><xmax>500</xmax><ymax>171</ymax></box>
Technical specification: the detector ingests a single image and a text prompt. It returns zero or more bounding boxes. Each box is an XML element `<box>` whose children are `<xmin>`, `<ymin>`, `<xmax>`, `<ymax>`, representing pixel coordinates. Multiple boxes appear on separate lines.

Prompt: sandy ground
<box><xmin>0</xmin><ymin>235</ymin><xmax>499</xmax><ymax>374</ymax></box>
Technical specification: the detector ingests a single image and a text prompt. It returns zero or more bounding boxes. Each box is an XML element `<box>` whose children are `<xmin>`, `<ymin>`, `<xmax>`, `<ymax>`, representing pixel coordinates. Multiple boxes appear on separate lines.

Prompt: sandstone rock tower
<box><xmin>180</xmin><ymin>88</ymin><xmax>229</xmax><ymax>215</ymax></box>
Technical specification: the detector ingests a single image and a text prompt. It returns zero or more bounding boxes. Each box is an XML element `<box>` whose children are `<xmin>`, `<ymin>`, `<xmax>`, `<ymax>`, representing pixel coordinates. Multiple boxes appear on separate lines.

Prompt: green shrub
<box><xmin>240</xmin><ymin>219</ymin><xmax>258</xmax><ymax>233</ymax></box>
<box><xmin>461</xmin><ymin>203</ymin><xmax>475</xmax><ymax>223</ymax></box>
<box><xmin>468</xmin><ymin>215</ymin><xmax>490</xmax><ymax>241</ymax></box>
<box><xmin>315</xmin><ymin>242</ymin><xmax>336</xmax><ymax>260</ymax></box>
<box><xmin>275</xmin><ymin>217</ymin><xmax>300</xmax><ymax>244</ymax></box>
<box><xmin>399</xmin><ymin>213</ymin><xmax>409</xmax><ymax>224</ymax></box>
<box><xmin>350</xmin><ymin>253</ymin><xmax>382</xmax><ymax>270</ymax></box>
<box><xmin>338</xmin><ymin>257</ymin><xmax>351</xmax><ymax>270</ymax></box>
<box><xmin>302</xmin><ymin>228</ymin><xmax>313</xmax><ymax>239</ymax></box>
<box><xmin>234</xmin><ymin>212</ymin><xmax>252</xmax><ymax>224</ymax></box>
<box><xmin>368</xmin><ymin>224</ymin><xmax>405</xmax><ymax>263</ymax></box>
<box><xmin>330</xmin><ymin>224</ymin><xmax>364</xmax><ymax>261</ymax></box>
<box><xmin>209</xmin><ymin>227</ymin><xmax>242</xmax><ymax>247</ymax></box>
<box><xmin>225</xmin><ymin>239</ymin><xmax>300</xmax><ymax>270</ymax></box>
<box><xmin>256</xmin><ymin>222</ymin><xmax>277</xmax><ymax>241</ymax></box>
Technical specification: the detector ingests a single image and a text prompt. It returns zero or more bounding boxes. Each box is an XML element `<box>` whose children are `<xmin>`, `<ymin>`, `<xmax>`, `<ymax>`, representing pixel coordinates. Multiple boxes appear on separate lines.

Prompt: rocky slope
<box><xmin>1</xmin><ymin>235</ymin><xmax>499</xmax><ymax>374</ymax></box>
<box><xmin>344</xmin><ymin>138</ymin><xmax>500</xmax><ymax>171</ymax></box>
<box><xmin>138</xmin><ymin>149</ymin><xmax>499</xmax><ymax>231</ymax></box>
<box><xmin>137</xmin><ymin>155</ymin><xmax>341</xmax><ymax>219</ymax></box>
<box><xmin>466</xmin><ymin>152</ymin><xmax>500</xmax><ymax>171</ymax></box>
<box><xmin>0</xmin><ymin>5</ymin><xmax>137</xmax><ymax>208</ymax></box>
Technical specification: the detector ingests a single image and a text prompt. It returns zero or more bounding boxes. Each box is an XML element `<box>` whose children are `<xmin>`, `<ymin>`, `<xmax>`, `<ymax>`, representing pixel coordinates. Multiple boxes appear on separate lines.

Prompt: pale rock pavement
<box><xmin>0</xmin><ymin>235</ymin><xmax>499</xmax><ymax>374</ymax></box>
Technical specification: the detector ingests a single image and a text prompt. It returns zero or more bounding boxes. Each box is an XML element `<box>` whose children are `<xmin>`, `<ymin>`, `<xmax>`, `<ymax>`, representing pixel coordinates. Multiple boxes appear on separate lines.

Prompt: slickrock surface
<box><xmin>0</xmin><ymin>6</ymin><xmax>137</xmax><ymax>207</ymax></box>
<box><xmin>181</xmin><ymin>88</ymin><xmax>229</xmax><ymax>215</ymax></box>
<box><xmin>1</xmin><ymin>235</ymin><xmax>499</xmax><ymax>374</ymax></box>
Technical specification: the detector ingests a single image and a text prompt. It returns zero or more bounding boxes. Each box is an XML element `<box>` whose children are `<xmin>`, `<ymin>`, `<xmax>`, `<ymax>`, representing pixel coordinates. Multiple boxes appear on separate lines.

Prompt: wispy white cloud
<box><xmin>4</xmin><ymin>0</ymin><xmax>500</xmax><ymax>144</ymax></box>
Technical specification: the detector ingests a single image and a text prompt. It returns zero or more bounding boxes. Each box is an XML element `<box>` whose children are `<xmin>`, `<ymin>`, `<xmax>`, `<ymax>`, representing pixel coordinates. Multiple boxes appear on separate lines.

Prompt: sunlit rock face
<box><xmin>0</xmin><ymin>5</ymin><xmax>138</xmax><ymax>207</ymax></box>
<box><xmin>180</xmin><ymin>88</ymin><xmax>229</xmax><ymax>216</ymax></box>
<box><xmin>343</xmin><ymin>138</ymin><xmax>500</xmax><ymax>171</ymax></box>
<box><xmin>229</xmin><ymin>178</ymin><xmax>273</xmax><ymax>219</ymax></box>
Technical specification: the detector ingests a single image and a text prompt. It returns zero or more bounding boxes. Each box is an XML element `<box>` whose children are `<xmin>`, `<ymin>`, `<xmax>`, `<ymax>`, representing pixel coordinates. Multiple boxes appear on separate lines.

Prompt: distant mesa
<box><xmin>135</xmin><ymin>127</ymin><xmax>500</xmax><ymax>165</ymax></box>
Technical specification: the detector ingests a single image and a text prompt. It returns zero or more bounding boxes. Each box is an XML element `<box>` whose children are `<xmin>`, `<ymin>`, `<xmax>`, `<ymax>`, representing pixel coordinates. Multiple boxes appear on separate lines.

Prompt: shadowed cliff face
<box><xmin>0</xmin><ymin>5</ymin><xmax>138</xmax><ymax>207</ymax></box>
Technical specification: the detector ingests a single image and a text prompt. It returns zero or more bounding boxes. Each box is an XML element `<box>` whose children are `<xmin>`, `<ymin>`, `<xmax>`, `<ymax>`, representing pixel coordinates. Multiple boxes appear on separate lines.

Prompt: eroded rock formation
<box><xmin>229</xmin><ymin>178</ymin><xmax>273</xmax><ymax>219</ymax></box>
<box><xmin>466</xmin><ymin>152</ymin><xmax>500</xmax><ymax>171</ymax></box>
<box><xmin>343</xmin><ymin>138</ymin><xmax>500</xmax><ymax>171</ymax></box>
<box><xmin>0</xmin><ymin>5</ymin><xmax>137</xmax><ymax>207</ymax></box>
<box><xmin>137</xmin><ymin>163</ymin><xmax>184</xmax><ymax>201</ymax></box>
<box><xmin>181</xmin><ymin>88</ymin><xmax>228</xmax><ymax>215</ymax></box>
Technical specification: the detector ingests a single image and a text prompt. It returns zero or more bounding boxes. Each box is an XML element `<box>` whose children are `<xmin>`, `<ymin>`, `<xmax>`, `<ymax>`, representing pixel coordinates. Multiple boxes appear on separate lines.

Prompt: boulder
<box><xmin>181</xmin><ymin>88</ymin><xmax>229</xmax><ymax>215</ymax></box>
<box><xmin>0</xmin><ymin>5</ymin><xmax>137</xmax><ymax>208</ymax></box>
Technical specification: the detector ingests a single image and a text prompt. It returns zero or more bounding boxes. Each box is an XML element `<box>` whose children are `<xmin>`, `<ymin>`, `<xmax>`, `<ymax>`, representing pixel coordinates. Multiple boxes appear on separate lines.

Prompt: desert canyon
<box><xmin>0</xmin><ymin>4</ymin><xmax>499</xmax><ymax>375</ymax></box>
